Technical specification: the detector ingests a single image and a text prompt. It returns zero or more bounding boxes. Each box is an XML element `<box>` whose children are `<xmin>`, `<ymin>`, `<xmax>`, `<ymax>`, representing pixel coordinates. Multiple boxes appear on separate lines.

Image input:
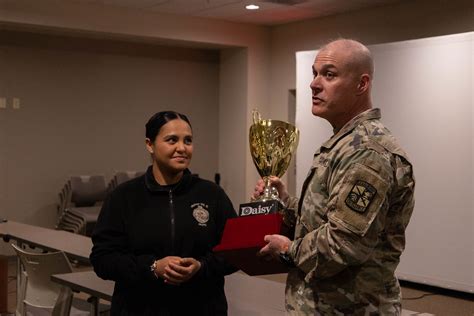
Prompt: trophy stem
<box><xmin>259</xmin><ymin>177</ymin><xmax>285</xmax><ymax>207</ymax></box>
<box><xmin>264</xmin><ymin>177</ymin><xmax>271</xmax><ymax>189</ymax></box>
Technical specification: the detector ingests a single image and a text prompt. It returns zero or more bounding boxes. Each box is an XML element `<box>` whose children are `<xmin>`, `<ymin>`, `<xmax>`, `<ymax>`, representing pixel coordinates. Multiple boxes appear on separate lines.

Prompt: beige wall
<box><xmin>0</xmin><ymin>0</ymin><xmax>472</xmax><ymax>255</ymax></box>
<box><xmin>219</xmin><ymin>48</ymin><xmax>248</xmax><ymax>208</ymax></box>
<box><xmin>0</xmin><ymin>0</ymin><xmax>271</xmax><ymax>232</ymax></box>
<box><xmin>268</xmin><ymin>0</ymin><xmax>474</xmax><ymax>121</ymax></box>
<box><xmin>0</xmin><ymin>41</ymin><xmax>220</xmax><ymax>223</ymax></box>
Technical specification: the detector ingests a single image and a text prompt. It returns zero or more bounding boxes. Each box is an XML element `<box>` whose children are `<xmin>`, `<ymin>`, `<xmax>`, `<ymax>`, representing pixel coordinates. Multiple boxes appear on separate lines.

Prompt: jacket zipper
<box><xmin>169</xmin><ymin>189</ymin><xmax>175</xmax><ymax>255</ymax></box>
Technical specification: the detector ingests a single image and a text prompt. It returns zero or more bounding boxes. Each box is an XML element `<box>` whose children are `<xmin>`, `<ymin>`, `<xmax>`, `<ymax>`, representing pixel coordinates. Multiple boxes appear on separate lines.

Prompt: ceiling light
<box><xmin>246</xmin><ymin>4</ymin><xmax>260</xmax><ymax>10</ymax></box>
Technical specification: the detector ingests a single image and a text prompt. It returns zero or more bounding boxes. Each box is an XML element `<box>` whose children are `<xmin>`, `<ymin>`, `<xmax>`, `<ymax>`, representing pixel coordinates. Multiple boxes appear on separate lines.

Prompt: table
<box><xmin>51</xmin><ymin>271</ymin><xmax>114</xmax><ymax>316</ymax></box>
<box><xmin>0</xmin><ymin>220</ymin><xmax>92</xmax><ymax>263</ymax></box>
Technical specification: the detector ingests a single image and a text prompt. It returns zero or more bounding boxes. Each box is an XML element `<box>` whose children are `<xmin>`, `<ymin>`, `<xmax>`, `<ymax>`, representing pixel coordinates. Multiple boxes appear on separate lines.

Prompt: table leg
<box><xmin>0</xmin><ymin>255</ymin><xmax>8</xmax><ymax>314</ymax></box>
<box><xmin>87</xmin><ymin>296</ymin><xmax>99</xmax><ymax>316</ymax></box>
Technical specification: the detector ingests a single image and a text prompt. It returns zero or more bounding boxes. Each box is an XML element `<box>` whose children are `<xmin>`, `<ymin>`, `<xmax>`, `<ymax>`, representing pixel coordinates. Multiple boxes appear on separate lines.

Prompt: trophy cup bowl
<box><xmin>249</xmin><ymin>110</ymin><xmax>299</xmax><ymax>206</ymax></box>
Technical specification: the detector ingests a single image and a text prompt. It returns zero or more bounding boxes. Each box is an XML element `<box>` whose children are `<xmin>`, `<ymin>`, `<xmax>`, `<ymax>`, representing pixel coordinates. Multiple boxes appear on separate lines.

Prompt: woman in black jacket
<box><xmin>90</xmin><ymin>111</ymin><xmax>237</xmax><ymax>315</ymax></box>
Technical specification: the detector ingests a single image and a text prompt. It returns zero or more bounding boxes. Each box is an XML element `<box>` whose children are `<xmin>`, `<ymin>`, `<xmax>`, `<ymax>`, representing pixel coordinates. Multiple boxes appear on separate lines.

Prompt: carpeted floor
<box><xmin>400</xmin><ymin>280</ymin><xmax>473</xmax><ymax>316</ymax></box>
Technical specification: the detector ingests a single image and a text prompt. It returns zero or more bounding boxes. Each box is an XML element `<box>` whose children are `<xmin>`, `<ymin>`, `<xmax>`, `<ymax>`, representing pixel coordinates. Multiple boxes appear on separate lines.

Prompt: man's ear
<box><xmin>356</xmin><ymin>74</ymin><xmax>370</xmax><ymax>95</ymax></box>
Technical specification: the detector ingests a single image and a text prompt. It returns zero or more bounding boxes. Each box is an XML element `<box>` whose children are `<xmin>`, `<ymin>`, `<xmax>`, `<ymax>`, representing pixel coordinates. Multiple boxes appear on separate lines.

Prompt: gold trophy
<box><xmin>239</xmin><ymin>109</ymin><xmax>299</xmax><ymax>216</ymax></box>
<box><xmin>213</xmin><ymin>110</ymin><xmax>299</xmax><ymax>275</ymax></box>
<box><xmin>250</xmin><ymin>109</ymin><xmax>299</xmax><ymax>203</ymax></box>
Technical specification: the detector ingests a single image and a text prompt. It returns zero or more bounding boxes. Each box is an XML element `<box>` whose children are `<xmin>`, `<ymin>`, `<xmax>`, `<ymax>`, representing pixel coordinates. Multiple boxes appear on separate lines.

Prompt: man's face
<box><xmin>310</xmin><ymin>46</ymin><xmax>359</xmax><ymax>128</ymax></box>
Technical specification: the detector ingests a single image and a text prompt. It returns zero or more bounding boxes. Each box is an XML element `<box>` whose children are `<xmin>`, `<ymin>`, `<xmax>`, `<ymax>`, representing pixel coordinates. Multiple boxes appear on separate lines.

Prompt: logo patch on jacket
<box><xmin>191</xmin><ymin>203</ymin><xmax>209</xmax><ymax>226</ymax></box>
<box><xmin>345</xmin><ymin>180</ymin><xmax>377</xmax><ymax>213</ymax></box>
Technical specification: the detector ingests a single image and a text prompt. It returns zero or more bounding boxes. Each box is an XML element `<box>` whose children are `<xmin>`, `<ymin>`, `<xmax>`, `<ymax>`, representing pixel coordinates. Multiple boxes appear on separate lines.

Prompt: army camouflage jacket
<box><xmin>283</xmin><ymin>108</ymin><xmax>415</xmax><ymax>315</ymax></box>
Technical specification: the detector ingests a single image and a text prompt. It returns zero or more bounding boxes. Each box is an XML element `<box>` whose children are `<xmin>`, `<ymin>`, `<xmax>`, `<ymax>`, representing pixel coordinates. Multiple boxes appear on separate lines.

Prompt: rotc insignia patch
<box><xmin>345</xmin><ymin>180</ymin><xmax>377</xmax><ymax>213</ymax></box>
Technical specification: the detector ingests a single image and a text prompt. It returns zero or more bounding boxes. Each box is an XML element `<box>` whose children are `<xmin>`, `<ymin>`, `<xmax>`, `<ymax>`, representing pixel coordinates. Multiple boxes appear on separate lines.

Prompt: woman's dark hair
<box><xmin>145</xmin><ymin>111</ymin><xmax>192</xmax><ymax>142</ymax></box>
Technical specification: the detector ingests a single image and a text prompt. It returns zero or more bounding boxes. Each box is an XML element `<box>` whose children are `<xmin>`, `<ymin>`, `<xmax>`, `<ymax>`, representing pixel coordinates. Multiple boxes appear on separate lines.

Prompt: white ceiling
<box><xmin>67</xmin><ymin>0</ymin><xmax>406</xmax><ymax>25</ymax></box>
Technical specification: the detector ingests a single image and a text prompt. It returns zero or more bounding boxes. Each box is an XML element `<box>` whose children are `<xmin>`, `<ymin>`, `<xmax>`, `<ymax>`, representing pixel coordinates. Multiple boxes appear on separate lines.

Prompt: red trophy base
<box><xmin>213</xmin><ymin>213</ymin><xmax>288</xmax><ymax>275</ymax></box>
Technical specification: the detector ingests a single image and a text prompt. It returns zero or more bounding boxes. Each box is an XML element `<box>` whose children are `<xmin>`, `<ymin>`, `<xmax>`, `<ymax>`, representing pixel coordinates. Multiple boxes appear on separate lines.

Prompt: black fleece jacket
<box><xmin>90</xmin><ymin>167</ymin><xmax>237</xmax><ymax>316</ymax></box>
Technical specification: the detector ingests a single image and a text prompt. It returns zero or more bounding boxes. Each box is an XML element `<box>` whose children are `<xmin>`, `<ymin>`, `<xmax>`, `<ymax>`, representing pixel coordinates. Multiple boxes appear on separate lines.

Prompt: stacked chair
<box><xmin>106</xmin><ymin>171</ymin><xmax>144</xmax><ymax>193</ymax></box>
<box><xmin>56</xmin><ymin>181</ymin><xmax>75</xmax><ymax>233</ymax></box>
<box><xmin>56</xmin><ymin>172</ymin><xmax>144</xmax><ymax>236</ymax></box>
<box><xmin>56</xmin><ymin>175</ymin><xmax>107</xmax><ymax>236</ymax></box>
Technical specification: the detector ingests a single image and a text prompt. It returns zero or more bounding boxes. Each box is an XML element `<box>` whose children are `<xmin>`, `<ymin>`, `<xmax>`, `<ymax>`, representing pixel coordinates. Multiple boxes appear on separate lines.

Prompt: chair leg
<box><xmin>16</xmin><ymin>271</ymin><xmax>27</xmax><ymax>316</ymax></box>
<box><xmin>51</xmin><ymin>287</ymin><xmax>72</xmax><ymax>316</ymax></box>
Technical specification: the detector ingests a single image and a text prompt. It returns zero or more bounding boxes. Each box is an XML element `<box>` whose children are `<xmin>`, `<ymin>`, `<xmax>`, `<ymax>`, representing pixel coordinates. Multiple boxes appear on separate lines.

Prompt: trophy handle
<box><xmin>252</xmin><ymin>109</ymin><xmax>262</xmax><ymax>125</ymax></box>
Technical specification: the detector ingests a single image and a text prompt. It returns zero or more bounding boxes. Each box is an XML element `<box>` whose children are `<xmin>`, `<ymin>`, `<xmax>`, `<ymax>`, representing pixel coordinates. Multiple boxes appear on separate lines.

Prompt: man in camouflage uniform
<box><xmin>256</xmin><ymin>39</ymin><xmax>415</xmax><ymax>315</ymax></box>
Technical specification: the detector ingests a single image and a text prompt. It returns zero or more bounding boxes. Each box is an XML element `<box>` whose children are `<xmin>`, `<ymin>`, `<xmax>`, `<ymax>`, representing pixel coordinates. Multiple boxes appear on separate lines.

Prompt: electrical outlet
<box><xmin>12</xmin><ymin>97</ymin><xmax>20</xmax><ymax>109</ymax></box>
<box><xmin>0</xmin><ymin>97</ymin><xmax>6</xmax><ymax>109</ymax></box>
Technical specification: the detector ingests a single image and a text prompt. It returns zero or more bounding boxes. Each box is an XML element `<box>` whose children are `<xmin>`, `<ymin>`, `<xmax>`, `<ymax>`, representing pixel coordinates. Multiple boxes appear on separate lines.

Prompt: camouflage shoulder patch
<box><xmin>345</xmin><ymin>180</ymin><xmax>377</xmax><ymax>213</ymax></box>
<box><xmin>329</xmin><ymin>162</ymin><xmax>390</xmax><ymax>236</ymax></box>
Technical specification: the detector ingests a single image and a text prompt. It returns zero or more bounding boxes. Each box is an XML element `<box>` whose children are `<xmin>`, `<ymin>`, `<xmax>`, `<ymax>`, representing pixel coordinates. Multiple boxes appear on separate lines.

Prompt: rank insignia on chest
<box><xmin>345</xmin><ymin>180</ymin><xmax>377</xmax><ymax>213</ymax></box>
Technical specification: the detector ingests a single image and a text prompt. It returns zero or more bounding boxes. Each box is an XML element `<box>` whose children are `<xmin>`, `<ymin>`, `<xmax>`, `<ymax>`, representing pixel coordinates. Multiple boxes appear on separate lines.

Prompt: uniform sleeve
<box><xmin>90</xmin><ymin>190</ymin><xmax>161</xmax><ymax>287</ymax></box>
<box><xmin>194</xmin><ymin>186</ymin><xmax>238</xmax><ymax>280</ymax></box>
<box><xmin>281</xmin><ymin>196</ymin><xmax>299</xmax><ymax>228</ymax></box>
<box><xmin>289</xmin><ymin>147</ymin><xmax>397</xmax><ymax>282</ymax></box>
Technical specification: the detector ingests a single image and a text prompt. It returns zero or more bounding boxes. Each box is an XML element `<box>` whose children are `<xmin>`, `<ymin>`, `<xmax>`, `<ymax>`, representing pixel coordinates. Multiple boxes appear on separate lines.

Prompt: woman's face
<box><xmin>146</xmin><ymin>119</ymin><xmax>193</xmax><ymax>176</ymax></box>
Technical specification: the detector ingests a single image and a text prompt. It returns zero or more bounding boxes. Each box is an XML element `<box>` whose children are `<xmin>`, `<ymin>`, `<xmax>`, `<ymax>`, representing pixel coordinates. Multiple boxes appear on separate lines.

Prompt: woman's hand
<box><xmin>152</xmin><ymin>257</ymin><xmax>202</xmax><ymax>285</ymax></box>
<box><xmin>164</xmin><ymin>258</ymin><xmax>202</xmax><ymax>285</ymax></box>
<box><xmin>152</xmin><ymin>256</ymin><xmax>182</xmax><ymax>284</ymax></box>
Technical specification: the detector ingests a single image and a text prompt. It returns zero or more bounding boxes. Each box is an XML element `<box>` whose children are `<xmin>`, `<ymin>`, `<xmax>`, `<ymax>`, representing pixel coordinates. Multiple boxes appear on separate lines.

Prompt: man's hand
<box><xmin>252</xmin><ymin>176</ymin><xmax>289</xmax><ymax>203</ymax></box>
<box><xmin>258</xmin><ymin>234</ymin><xmax>291</xmax><ymax>259</ymax></box>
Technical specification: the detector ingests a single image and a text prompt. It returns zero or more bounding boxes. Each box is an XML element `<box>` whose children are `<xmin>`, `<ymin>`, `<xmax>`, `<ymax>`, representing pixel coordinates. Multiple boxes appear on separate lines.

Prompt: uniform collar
<box><xmin>318</xmin><ymin>108</ymin><xmax>381</xmax><ymax>152</ymax></box>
